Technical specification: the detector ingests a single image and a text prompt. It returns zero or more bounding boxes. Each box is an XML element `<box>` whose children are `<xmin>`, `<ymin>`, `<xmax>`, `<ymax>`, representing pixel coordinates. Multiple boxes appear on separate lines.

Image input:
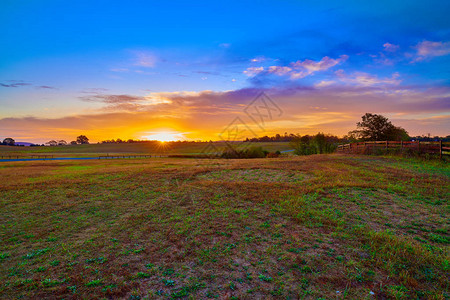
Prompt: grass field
<box><xmin>0</xmin><ymin>154</ymin><xmax>448</xmax><ymax>299</ymax></box>
<box><xmin>0</xmin><ymin>142</ymin><xmax>292</xmax><ymax>157</ymax></box>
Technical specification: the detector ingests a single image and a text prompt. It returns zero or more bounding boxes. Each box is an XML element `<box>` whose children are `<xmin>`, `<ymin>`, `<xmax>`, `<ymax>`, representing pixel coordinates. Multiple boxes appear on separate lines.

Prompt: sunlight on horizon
<box><xmin>141</xmin><ymin>131</ymin><xmax>185</xmax><ymax>142</ymax></box>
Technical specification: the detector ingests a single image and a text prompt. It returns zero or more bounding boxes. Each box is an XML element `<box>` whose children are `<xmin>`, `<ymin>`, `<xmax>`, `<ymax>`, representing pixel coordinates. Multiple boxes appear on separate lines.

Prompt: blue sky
<box><xmin>1</xmin><ymin>0</ymin><xmax>449</xmax><ymax>142</ymax></box>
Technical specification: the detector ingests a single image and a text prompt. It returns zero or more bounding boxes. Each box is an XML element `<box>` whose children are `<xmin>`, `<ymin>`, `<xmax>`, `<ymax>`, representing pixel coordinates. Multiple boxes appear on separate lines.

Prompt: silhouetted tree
<box><xmin>70</xmin><ymin>141</ymin><xmax>77</xmax><ymax>145</ymax></box>
<box><xmin>58</xmin><ymin>140</ymin><xmax>67</xmax><ymax>146</ymax></box>
<box><xmin>348</xmin><ymin>113</ymin><xmax>409</xmax><ymax>141</ymax></box>
<box><xmin>46</xmin><ymin>140</ymin><xmax>57</xmax><ymax>146</ymax></box>
<box><xmin>76</xmin><ymin>135</ymin><xmax>89</xmax><ymax>144</ymax></box>
<box><xmin>2</xmin><ymin>138</ymin><xmax>15</xmax><ymax>146</ymax></box>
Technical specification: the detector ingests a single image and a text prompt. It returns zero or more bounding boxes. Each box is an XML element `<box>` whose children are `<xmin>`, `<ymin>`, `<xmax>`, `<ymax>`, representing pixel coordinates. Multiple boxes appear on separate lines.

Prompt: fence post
<box><xmin>440</xmin><ymin>140</ymin><xmax>443</xmax><ymax>160</ymax></box>
<box><xmin>386</xmin><ymin>140</ymin><xmax>388</xmax><ymax>151</ymax></box>
<box><xmin>418</xmin><ymin>140</ymin><xmax>420</xmax><ymax>152</ymax></box>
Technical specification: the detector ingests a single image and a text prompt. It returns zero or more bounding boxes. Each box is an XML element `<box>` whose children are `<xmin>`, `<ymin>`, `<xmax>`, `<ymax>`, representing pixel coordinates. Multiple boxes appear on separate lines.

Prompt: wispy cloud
<box><xmin>36</xmin><ymin>85</ymin><xmax>57</xmax><ymax>89</ymax></box>
<box><xmin>244</xmin><ymin>55</ymin><xmax>348</xmax><ymax>79</ymax></box>
<box><xmin>413</xmin><ymin>41</ymin><xmax>450</xmax><ymax>62</ymax></box>
<box><xmin>335</xmin><ymin>70</ymin><xmax>401</xmax><ymax>87</ymax></box>
<box><xmin>80</xmin><ymin>93</ymin><xmax>171</xmax><ymax>111</ymax></box>
<box><xmin>110</xmin><ymin>68</ymin><xmax>129</xmax><ymax>72</ymax></box>
<box><xmin>80</xmin><ymin>88</ymin><xmax>110</xmax><ymax>93</ymax></box>
<box><xmin>1</xmin><ymin>81</ymin><xmax>56</xmax><ymax>89</ymax></box>
<box><xmin>132</xmin><ymin>51</ymin><xmax>158</xmax><ymax>67</ymax></box>
<box><xmin>250</xmin><ymin>56</ymin><xmax>269</xmax><ymax>62</ymax></box>
<box><xmin>383</xmin><ymin>42</ymin><xmax>400</xmax><ymax>52</ymax></box>
<box><xmin>289</xmin><ymin>55</ymin><xmax>349</xmax><ymax>79</ymax></box>
<box><xmin>314</xmin><ymin>80</ymin><xmax>336</xmax><ymax>88</ymax></box>
<box><xmin>0</xmin><ymin>81</ymin><xmax>32</xmax><ymax>88</ymax></box>
<box><xmin>243</xmin><ymin>67</ymin><xmax>265</xmax><ymax>76</ymax></box>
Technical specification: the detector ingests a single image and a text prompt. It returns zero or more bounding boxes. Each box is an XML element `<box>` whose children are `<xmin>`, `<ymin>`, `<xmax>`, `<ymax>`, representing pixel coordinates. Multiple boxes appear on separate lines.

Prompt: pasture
<box><xmin>0</xmin><ymin>142</ymin><xmax>292</xmax><ymax>157</ymax></box>
<box><xmin>0</xmin><ymin>154</ymin><xmax>448</xmax><ymax>299</ymax></box>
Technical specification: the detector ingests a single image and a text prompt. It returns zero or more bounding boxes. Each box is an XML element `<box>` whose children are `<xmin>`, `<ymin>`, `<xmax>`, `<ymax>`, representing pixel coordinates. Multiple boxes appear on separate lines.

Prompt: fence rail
<box><xmin>337</xmin><ymin>140</ymin><xmax>450</xmax><ymax>159</ymax></box>
<box><xmin>0</xmin><ymin>154</ymin><xmax>54</xmax><ymax>159</ymax></box>
<box><xmin>98</xmin><ymin>155</ymin><xmax>153</xmax><ymax>159</ymax></box>
<box><xmin>0</xmin><ymin>154</ymin><xmax>155</xmax><ymax>161</ymax></box>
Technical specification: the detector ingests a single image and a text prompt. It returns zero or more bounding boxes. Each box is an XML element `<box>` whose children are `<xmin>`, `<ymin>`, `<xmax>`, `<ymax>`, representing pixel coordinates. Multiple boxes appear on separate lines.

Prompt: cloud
<box><xmin>314</xmin><ymin>80</ymin><xmax>336</xmax><ymax>88</ymax></box>
<box><xmin>250</xmin><ymin>56</ymin><xmax>268</xmax><ymax>62</ymax></box>
<box><xmin>110</xmin><ymin>68</ymin><xmax>129</xmax><ymax>72</ymax></box>
<box><xmin>132</xmin><ymin>51</ymin><xmax>158</xmax><ymax>67</ymax></box>
<box><xmin>289</xmin><ymin>55</ymin><xmax>348</xmax><ymax>78</ymax></box>
<box><xmin>80</xmin><ymin>88</ymin><xmax>110</xmax><ymax>93</ymax></box>
<box><xmin>335</xmin><ymin>70</ymin><xmax>401</xmax><ymax>87</ymax></box>
<box><xmin>1</xmin><ymin>81</ymin><xmax>56</xmax><ymax>89</ymax></box>
<box><xmin>36</xmin><ymin>85</ymin><xmax>57</xmax><ymax>89</ymax></box>
<box><xmin>81</xmin><ymin>94</ymin><xmax>145</xmax><ymax>104</ymax></box>
<box><xmin>243</xmin><ymin>67</ymin><xmax>265</xmax><ymax>76</ymax></box>
<box><xmin>80</xmin><ymin>93</ymin><xmax>172</xmax><ymax>111</ymax></box>
<box><xmin>383</xmin><ymin>43</ymin><xmax>400</xmax><ymax>52</ymax></box>
<box><xmin>413</xmin><ymin>41</ymin><xmax>450</xmax><ymax>61</ymax></box>
<box><xmin>0</xmin><ymin>82</ymin><xmax>32</xmax><ymax>88</ymax></box>
<box><xmin>267</xmin><ymin>66</ymin><xmax>292</xmax><ymax>76</ymax></box>
<box><xmin>244</xmin><ymin>55</ymin><xmax>348</xmax><ymax>80</ymax></box>
<box><xmin>193</xmin><ymin>71</ymin><xmax>221</xmax><ymax>76</ymax></box>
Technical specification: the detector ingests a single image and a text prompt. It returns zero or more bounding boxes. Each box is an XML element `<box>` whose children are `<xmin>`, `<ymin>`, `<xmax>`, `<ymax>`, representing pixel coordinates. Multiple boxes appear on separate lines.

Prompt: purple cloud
<box><xmin>0</xmin><ymin>82</ymin><xmax>32</xmax><ymax>88</ymax></box>
<box><xmin>244</xmin><ymin>55</ymin><xmax>348</xmax><ymax>79</ymax></box>
<box><xmin>413</xmin><ymin>41</ymin><xmax>450</xmax><ymax>62</ymax></box>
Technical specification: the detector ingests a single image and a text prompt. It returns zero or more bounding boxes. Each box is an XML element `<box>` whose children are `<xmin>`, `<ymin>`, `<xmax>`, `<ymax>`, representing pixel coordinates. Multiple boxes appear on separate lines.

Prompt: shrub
<box><xmin>290</xmin><ymin>133</ymin><xmax>337</xmax><ymax>156</ymax></box>
<box><xmin>267</xmin><ymin>152</ymin><xmax>280</xmax><ymax>158</ymax></box>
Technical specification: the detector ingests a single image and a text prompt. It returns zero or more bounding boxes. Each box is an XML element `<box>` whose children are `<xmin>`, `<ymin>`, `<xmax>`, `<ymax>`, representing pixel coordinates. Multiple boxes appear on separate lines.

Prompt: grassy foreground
<box><xmin>0</xmin><ymin>155</ymin><xmax>448</xmax><ymax>299</ymax></box>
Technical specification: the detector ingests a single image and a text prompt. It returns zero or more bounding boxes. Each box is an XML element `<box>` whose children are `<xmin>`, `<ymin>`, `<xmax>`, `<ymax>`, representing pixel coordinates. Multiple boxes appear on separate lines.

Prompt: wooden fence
<box><xmin>337</xmin><ymin>140</ymin><xmax>450</xmax><ymax>159</ymax></box>
<box><xmin>0</xmin><ymin>154</ymin><xmax>54</xmax><ymax>159</ymax></box>
<box><xmin>98</xmin><ymin>155</ymin><xmax>153</xmax><ymax>159</ymax></box>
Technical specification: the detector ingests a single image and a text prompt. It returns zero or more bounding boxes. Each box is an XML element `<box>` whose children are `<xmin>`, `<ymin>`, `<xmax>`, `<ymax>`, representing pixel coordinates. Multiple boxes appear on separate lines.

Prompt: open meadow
<box><xmin>0</xmin><ymin>154</ymin><xmax>448</xmax><ymax>299</ymax></box>
<box><xmin>0</xmin><ymin>142</ymin><xmax>292</xmax><ymax>157</ymax></box>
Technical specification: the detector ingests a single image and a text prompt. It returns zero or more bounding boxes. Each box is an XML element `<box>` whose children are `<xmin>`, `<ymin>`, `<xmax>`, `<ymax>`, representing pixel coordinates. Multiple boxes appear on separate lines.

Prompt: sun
<box><xmin>142</xmin><ymin>131</ymin><xmax>184</xmax><ymax>142</ymax></box>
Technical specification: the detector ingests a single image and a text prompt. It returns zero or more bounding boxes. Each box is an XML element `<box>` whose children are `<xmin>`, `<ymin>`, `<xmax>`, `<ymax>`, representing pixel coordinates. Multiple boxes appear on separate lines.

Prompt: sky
<box><xmin>1</xmin><ymin>0</ymin><xmax>449</xmax><ymax>143</ymax></box>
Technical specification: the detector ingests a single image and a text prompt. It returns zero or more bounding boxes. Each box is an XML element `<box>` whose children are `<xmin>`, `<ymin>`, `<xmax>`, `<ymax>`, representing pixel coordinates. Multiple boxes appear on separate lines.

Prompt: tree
<box><xmin>2</xmin><ymin>138</ymin><xmax>15</xmax><ymax>146</ymax></box>
<box><xmin>70</xmin><ymin>141</ymin><xmax>77</xmax><ymax>145</ymax></box>
<box><xmin>58</xmin><ymin>140</ymin><xmax>67</xmax><ymax>146</ymax></box>
<box><xmin>348</xmin><ymin>113</ymin><xmax>409</xmax><ymax>141</ymax></box>
<box><xmin>76</xmin><ymin>135</ymin><xmax>89</xmax><ymax>144</ymax></box>
<box><xmin>46</xmin><ymin>140</ymin><xmax>57</xmax><ymax>146</ymax></box>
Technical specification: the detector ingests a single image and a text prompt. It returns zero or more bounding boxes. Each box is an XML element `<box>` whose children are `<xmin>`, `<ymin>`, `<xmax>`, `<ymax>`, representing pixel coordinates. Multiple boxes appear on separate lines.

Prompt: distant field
<box><xmin>0</xmin><ymin>155</ymin><xmax>448</xmax><ymax>298</ymax></box>
<box><xmin>0</xmin><ymin>142</ymin><xmax>292</xmax><ymax>157</ymax></box>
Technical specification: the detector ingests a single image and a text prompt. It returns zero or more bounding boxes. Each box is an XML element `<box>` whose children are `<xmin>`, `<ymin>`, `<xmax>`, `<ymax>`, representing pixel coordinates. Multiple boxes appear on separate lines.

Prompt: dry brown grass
<box><xmin>0</xmin><ymin>154</ymin><xmax>448</xmax><ymax>299</ymax></box>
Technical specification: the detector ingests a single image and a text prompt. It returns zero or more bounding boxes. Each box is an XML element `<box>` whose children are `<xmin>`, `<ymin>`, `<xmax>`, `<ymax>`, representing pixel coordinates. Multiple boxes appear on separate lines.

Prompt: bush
<box><xmin>290</xmin><ymin>133</ymin><xmax>337</xmax><ymax>156</ymax></box>
<box><xmin>267</xmin><ymin>152</ymin><xmax>280</xmax><ymax>158</ymax></box>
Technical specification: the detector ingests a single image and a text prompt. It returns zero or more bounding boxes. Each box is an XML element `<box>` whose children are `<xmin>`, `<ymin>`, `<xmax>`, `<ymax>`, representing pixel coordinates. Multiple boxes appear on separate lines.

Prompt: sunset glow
<box><xmin>142</xmin><ymin>131</ymin><xmax>185</xmax><ymax>142</ymax></box>
<box><xmin>0</xmin><ymin>1</ymin><xmax>449</xmax><ymax>143</ymax></box>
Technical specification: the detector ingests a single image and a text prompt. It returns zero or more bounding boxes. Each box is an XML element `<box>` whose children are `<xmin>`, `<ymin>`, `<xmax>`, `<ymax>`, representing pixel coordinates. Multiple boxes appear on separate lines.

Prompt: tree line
<box><xmin>44</xmin><ymin>135</ymin><xmax>89</xmax><ymax>146</ymax></box>
<box><xmin>0</xmin><ymin>135</ymin><xmax>90</xmax><ymax>147</ymax></box>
